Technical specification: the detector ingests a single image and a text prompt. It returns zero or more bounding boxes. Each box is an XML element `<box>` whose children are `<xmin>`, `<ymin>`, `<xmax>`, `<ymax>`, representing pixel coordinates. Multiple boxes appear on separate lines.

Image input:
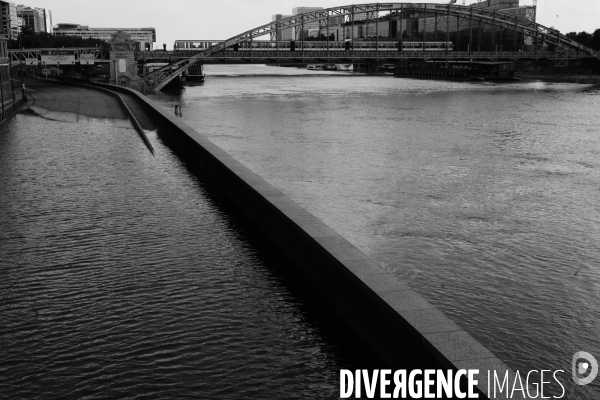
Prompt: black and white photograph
<box><xmin>1</xmin><ymin>0</ymin><xmax>599</xmax><ymax>399</ymax></box>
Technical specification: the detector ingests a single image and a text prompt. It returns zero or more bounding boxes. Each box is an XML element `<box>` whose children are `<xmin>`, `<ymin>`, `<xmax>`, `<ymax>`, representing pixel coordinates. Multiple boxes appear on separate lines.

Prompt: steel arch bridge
<box><xmin>141</xmin><ymin>2</ymin><xmax>600</xmax><ymax>90</ymax></box>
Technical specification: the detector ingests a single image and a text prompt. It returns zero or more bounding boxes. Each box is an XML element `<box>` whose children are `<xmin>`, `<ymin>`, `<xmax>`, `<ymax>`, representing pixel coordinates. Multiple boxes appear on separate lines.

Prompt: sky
<box><xmin>22</xmin><ymin>0</ymin><xmax>600</xmax><ymax>49</ymax></box>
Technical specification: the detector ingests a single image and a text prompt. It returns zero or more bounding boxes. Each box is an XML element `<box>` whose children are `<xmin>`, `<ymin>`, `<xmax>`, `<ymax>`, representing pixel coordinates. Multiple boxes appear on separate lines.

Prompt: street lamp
<box><xmin>0</xmin><ymin>68</ymin><xmax>4</xmax><ymax>118</ymax></box>
<box><xmin>19</xmin><ymin>42</ymin><xmax>24</xmax><ymax>98</ymax></box>
<box><xmin>142</xmin><ymin>52</ymin><xmax>146</xmax><ymax>95</ymax></box>
<box><xmin>0</xmin><ymin>28</ymin><xmax>16</xmax><ymax>103</ymax></box>
<box><xmin>1</xmin><ymin>29</ymin><xmax>8</xmax><ymax>117</ymax></box>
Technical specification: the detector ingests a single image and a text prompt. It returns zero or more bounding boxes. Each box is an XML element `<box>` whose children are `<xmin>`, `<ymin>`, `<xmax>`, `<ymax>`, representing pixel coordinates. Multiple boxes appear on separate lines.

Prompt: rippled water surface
<box><xmin>148</xmin><ymin>65</ymin><xmax>600</xmax><ymax>397</ymax></box>
<box><xmin>0</xmin><ymin>114</ymin><xmax>355</xmax><ymax>398</ymax></box>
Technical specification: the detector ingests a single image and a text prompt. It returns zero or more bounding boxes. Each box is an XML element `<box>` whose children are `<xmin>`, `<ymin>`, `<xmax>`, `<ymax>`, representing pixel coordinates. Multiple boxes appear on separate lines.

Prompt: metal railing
<box><xmin>0</xmin><ymin>95</ymin><xmax>28</xmax><ymax>123</ymax></box>
<box><xmin>139</xmin><ymin>49</ymin><xmax>582</xmax><ymax>61</ymax></box>
<box><xmin>136</xmin><ymin>47</ymin><xmax>587</xmax><ymax>91</ymax></box>
<box><xmin>7</xmin><ymin>47</ymin><xmax>110</xmax><ymax>64</ymax></box>
<box><xmin>136</xmin><ymin>48</ymin><xmax>582</xmax><ymax>61</ymax></box>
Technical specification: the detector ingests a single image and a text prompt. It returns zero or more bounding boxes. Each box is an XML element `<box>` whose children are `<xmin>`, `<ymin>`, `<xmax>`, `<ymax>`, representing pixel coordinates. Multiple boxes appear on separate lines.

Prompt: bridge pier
<box><xmin>354</xmin><ymin>63</ymin><xmax>378</xmax><ymax>72</ymax></box>
<box><xmin>187</xmin><ymin>62</ymin><xmax>205</xmax><ymax>81</ymax></box>
<box><xmin>108</xmin><ymin>31</ymin><xmax>143</xmax><ymax>92</ymax></box>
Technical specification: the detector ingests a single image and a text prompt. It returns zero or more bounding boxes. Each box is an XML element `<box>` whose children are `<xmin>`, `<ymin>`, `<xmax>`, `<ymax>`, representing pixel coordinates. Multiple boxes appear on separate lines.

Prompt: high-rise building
<box><xmin>271</xmin><ymin>14</ymin><xmax>293</xmax><ymax>41</ymax></box>
<box><xmin>43</xmin><ymin>8</ymin><xmax>51</xmax><ymax>34</ymax></box>
<box><xmin>292</xmin><ymin>7</ymin><xmax>323</xmax><ymax>39</ymax></box>
<box><xmin>470</xmin><ymin>0</ymin><xmax>536</xmax><ymax>44</ymax></box>
<box><xmin>17</xmin><ymin>5</ymin><xmax>47</xmax><ymax>33</ymax></box>
<box><xmin>470</xmin><ymin>0</ymin><xmax>536</xmax><ymax>25</ymax></box>
<box><xmin>0</xmin><ymin>1</ymin><xmax>19</xmax><ymax>39</ymax></box>
<box><xmin>471</xmin><ymin>0</ymin><xmax>520</xmax><ymax>12</ymax></box>
<box><xmin>53</xmin><ymin>24</ymin><xmax>156</xmax><ymax>50</ymax></box>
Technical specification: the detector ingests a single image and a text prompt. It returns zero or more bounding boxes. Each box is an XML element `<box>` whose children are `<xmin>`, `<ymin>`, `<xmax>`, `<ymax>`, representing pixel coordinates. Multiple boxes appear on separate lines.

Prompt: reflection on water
<box><xmin>150</xmin><ymin>65</ymin><xmax>600</xmax><ymax>397</ymax></box>
<box><xmin>0</xmin><ymin>114</ymin><xmax>357</xmax><ymax>398</ymax></box>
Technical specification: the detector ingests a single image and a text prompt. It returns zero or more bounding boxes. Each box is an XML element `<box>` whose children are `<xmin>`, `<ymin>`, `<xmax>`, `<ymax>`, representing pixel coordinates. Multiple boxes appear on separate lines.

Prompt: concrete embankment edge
<box><xmin>34</xmin><ymin>78</ymin><xmax>155</xmax><ymax>155</ymax></box>
<box><xmin>65</xmin><ymin>81</ymin><xmax>524</xmax><ymax>399</ymax></box>
<box><xmin>0</xmin><ymin>96</ymin><xmax>28</xmax><ymax>126</ymax></box>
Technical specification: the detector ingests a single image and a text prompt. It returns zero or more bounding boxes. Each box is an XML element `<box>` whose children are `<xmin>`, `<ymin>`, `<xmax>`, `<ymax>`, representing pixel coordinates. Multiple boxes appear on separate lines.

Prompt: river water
<box><xmin>0</xmin><ymin>113</ymin><xmax>362</xmax><ymax>398</ymax></box>
<box><xmin>147</xmin><ymin>65</ymin><xmax>600</xmax><ymax>397</ymax></box>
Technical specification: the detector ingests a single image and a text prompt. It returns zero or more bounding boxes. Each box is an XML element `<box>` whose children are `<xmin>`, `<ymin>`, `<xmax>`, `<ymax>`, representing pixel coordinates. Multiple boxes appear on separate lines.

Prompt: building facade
<box><xmin>271</xmin><ymin>14</ymin><xmax>293</xmax><ymax>41</ymax></box>
<box><xmin>54</xmin><ymin>24</ymin><xmax>156</xmax><ymax>50</ymax></box>
<box><xmin>292</xmin><ymin>7</ymin><xmax>323</xmax><ymax>39</ymax></box>
<box><xmin>324</xmin><ymin>0</ymin><xmax>536</xmax><ymax>44</ymax></box>
<box><xmin>471</xmin><ymin>0</ymin><xmax>536</xmax><ymax>23</ymax></box>
<box><xmin>0</xmin><ymin>1</ymin><xmax>19</xmax><ymax>39</ymax></box>
<box><xmin>16</xmin><ymin>5</ymin><xmax>48</xmax><ymax>33</ymax></box>
<box><xmin>1</xmin><ymin>35</ymin><xmax>10</xmax><ymax>107</ymax></box>
<box><xmin>44</xmin><ymin>9</ymin><xmax>51</xmax><ymax>34</ymax></box>
<box><xmin>470</xmin><ymin>0</ymin><xmax>536</xmax><ymax>45</ymax></box>
<box><xmin>471</xmin><ymin>0</ymin><xmax>520</xmax><ymax>12</ymax></box>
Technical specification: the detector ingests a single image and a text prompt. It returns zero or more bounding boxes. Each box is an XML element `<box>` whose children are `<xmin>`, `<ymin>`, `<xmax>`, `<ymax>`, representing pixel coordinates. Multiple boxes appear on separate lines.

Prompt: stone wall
<box><xmin>109</xmin><ymin>50</ymin><xmax>142</xmax><ymax>91</ymax></box>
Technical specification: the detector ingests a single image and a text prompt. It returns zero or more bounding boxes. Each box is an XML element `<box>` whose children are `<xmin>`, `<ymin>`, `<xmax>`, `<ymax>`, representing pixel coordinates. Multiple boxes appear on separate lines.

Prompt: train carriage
<box><xmin>174</xmin><ymin>40</ymin><xmax>453</xmax><ymax>53</ymax></box>
<box><xmin>230</xmin><ymin>41</ymin><xmax>453</xmax><ymax>52</ymax></box>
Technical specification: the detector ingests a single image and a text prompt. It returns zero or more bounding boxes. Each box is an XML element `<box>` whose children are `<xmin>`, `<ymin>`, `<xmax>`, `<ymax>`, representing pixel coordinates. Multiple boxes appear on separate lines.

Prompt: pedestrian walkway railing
<box><xmin>0</xmin><ymin>95</ymin><xmax>27</xmax><ymax>123</ymax></box>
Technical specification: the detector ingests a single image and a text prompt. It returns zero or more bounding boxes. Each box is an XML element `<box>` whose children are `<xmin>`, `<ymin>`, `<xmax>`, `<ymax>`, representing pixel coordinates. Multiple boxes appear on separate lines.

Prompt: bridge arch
<box><xmin>205</xmin><ymin>3</ymin><xmax>598</xmax><ymax>59</ymax></box>
<box><xmin>141</xmin><ymin>3</ymin><xmax>599</xmax><ymax>90</ymax></box>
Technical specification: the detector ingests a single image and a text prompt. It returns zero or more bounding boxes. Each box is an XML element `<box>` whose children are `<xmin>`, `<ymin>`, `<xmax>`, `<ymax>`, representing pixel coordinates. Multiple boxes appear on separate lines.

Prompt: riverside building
<box><xmin>0</xmin><ymin>1</ymin><xmax>19</xmax><ymax>39</ymax></box>
<box><xmin>1</xmin><ymin>34</ymin><xmax>11</xmax><ymax>109</ymax></box>
<box><xmin>271</xmin><ymin>14</ymin><xmax>293</xmax><ymax>41</ymax></box>
<box><xmin>53</xmin><ymin>24</ymin><xmax>156</xmax><ymax>50</ymax></box>
<box><xmin>16</xmin><ymin>5</ymin><xmax>52</xmax><ymax>33</ymax></box>
<box><xmin>271</xmin><ymin>8</ymin><xmax>345</xmax><ymax>40</ymax></box>
<box><xmin>292</xmin><ymin>7</ymin><xmax>323</xmax><ymax>39</ymax></box>
<box><xmin>322</xmin><ymin>0</ymin><xmax>535</xmax><ymax>43</ymax></box>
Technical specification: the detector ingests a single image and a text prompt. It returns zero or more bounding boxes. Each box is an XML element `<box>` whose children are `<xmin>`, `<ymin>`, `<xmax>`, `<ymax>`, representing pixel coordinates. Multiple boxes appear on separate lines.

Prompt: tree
<box><xmin>8</xmin><ymin>26</ymin><xmax>107</xmax><ymax>49</ymax></box>
<box><xmin>566</xmin><ymin>30</ymin><xmax>600</xmax><ymax>50</ymax></box>
<box><xmin>593</xmin><ymin>29</ymin><xmax>600</xmax><ymax>50</ymax></box>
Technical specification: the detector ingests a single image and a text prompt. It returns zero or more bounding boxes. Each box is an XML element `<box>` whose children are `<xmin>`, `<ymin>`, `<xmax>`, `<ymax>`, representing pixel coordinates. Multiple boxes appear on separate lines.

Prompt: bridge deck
<box><xmin>136</xmin><ymin>50</ymin><xmax>594</xmax><ymax>64</ymax></box>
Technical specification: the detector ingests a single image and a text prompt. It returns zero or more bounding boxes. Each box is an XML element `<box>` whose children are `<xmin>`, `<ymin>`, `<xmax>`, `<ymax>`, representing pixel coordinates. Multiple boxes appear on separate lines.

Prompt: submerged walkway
<box><xmin>22</xmin><ymin>78</ymin><xmax>132</xmax><ymax>128</ymax></box>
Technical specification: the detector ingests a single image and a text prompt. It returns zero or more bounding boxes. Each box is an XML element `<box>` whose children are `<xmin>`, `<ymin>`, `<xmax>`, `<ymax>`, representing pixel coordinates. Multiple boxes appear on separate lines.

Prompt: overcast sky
<box><xmin>23</xmin><ymin>0</ymin><xmax>600</xmax><ymax>49</ymax></box>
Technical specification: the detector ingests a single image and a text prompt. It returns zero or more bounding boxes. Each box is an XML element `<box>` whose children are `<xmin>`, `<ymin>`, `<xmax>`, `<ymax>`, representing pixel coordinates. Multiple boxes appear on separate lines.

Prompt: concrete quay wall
<box><xmin>52</xmin><ymin>80</ymin><xmax>523</xmax><ymax>399</ymax></box>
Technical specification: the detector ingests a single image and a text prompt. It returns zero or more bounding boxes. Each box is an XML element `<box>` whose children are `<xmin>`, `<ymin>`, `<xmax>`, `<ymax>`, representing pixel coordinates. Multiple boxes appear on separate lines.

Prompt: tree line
<box><xmin>7</xmin><ymin>26</ymin><xmax>106</xmax><ymax>49</ymax></box>
<box><xmin>565</xmin><ymin>29</ymin><xmax>600</xmax><ymax>51</ymax></box>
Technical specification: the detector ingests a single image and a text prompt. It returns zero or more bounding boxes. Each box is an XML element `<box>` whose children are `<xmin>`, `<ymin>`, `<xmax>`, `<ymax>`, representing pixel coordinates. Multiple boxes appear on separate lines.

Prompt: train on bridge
<box><xmin>174</xmin><ymin>40</ymin><xmax>453</xmax><ymax>52</ymax></box>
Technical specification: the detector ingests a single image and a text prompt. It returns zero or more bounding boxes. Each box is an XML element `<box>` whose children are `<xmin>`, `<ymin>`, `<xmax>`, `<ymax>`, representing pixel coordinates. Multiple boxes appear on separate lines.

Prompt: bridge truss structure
<box><xmin>140</xmin><ymin>3</ymin><xmax>599</xmax><ymax>90</ymax></box>
<box><xmin>11</xmin><ymin>3</ymin><xmax>598</xmax><ymax>91</ymax></box>
<box><xmin>206</xmin><ymin>3</ymin><xmax>599</xmax><ymax>58</ymax></box>
<box><xmin>7</xmin><ymin>47</ymin><xmax>110</xmax><ymax>66</ymax></box>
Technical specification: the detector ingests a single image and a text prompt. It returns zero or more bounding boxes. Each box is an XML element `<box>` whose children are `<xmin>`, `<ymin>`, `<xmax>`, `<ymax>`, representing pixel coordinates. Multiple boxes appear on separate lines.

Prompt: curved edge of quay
<box><xmin>34</xmin><ymin>78</ymin><xmax>155</xmax><ymax>156</ymax></box>
<box><xmin>41</xmin><ymin>80</ymin><xmax>523</xmax><ymax>399</ymax></box>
